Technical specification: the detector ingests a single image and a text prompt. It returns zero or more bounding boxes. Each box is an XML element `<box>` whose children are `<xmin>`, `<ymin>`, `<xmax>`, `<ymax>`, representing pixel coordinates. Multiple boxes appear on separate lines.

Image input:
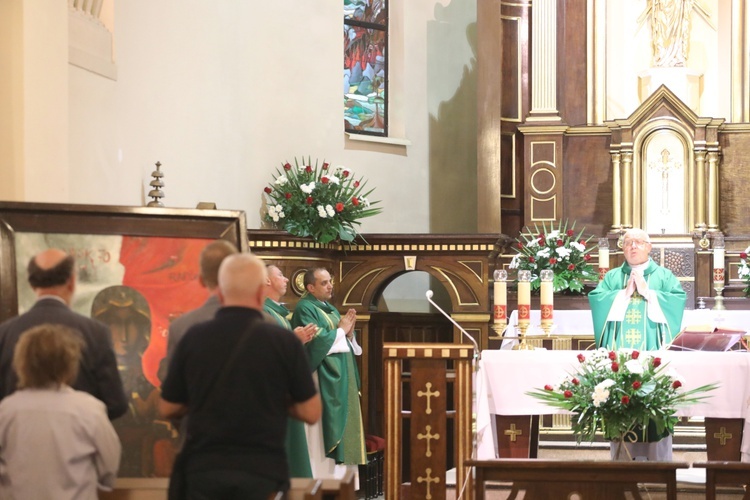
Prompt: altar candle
<box><xmin>598</xmin><ymin>238</ymin><xmax>610</xmax><ymax>281</ymax></box>
<box><xmin>713</xmin><ymin>248</ymin><xmax>725</xmax><ymax>282</ymax></box>
<box><xmin>493</xmin><ymin>279</ymin><xmax>507</xmax><ymax>324</ymax></box>
<box><xmin>517</xmin><ymin>271</ymin><xmax>531</xmax><ymax>326</ymax></box>
<box><xmin>540</xmin><ymin>271</ymin><xmax>554</xmax><ymax>326</ymax></box>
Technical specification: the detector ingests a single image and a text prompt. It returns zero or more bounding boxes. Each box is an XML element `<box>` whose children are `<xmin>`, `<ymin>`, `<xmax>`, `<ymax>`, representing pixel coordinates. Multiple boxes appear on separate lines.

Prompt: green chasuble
<box><xmin>588</xmin><ymin>259</ymin><xmax>686</xmax><ymax>350</ymax></box>
<box><xmin>291</xmin><ymin>294</ymin><xmax>366</xmax><ymax>465</ymax></box>
<box><xmin>263</xmin><ymin>297</ymin><xmax>313</xmax><ymax>478</ymax></box>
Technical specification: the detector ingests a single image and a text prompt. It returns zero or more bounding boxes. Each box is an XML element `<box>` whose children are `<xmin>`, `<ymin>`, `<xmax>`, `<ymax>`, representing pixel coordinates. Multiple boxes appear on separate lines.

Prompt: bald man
<box><xmin>0</xmin><ymin>249</ymin><xmax>127</xmax><ymax>420</ymax></box>
<box><xmin>159</xmin><ymin>253</ymin><xmax>320</xmax><ymax>499</ymax></box>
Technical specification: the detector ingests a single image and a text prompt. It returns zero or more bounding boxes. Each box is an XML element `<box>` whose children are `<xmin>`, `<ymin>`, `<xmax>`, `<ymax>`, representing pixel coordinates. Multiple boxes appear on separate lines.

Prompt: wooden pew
<box><xmin>694</xmin><ymin>461</ymin><xmax>750</xmax><ymax>500</ymax></box>
<box><xmin>466</xmin><ymin>459</ymin><xmax>689</xmax><ymax>500</ymax></box>
<box><xmin>319</xmin><ymin>469</ymin><xmax>356</xmax><ymax>500</ymax></box>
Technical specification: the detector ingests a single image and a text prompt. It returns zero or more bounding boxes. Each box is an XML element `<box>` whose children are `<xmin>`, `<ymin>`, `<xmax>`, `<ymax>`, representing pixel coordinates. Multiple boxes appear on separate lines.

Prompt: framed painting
<box><xmin>0</xmin><ymin>201</ymin><xmax>247</xmax><ymax>480</ymax></box>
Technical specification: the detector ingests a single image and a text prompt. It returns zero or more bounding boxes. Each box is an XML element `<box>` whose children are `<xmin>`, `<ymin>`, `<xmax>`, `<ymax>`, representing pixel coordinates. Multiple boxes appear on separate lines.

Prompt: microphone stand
<box><xmin>425</xmin><ymin>290</ymin><xmax>480</xmax><ymax>499</ymax></box>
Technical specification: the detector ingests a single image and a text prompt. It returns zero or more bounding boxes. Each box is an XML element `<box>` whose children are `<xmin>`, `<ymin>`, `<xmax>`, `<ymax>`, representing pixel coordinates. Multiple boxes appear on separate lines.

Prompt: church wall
<box><xmin>557</xmin><ymin>0</ymin><xmax>588</xmax><ymax>127</ymax></box>
<box><xmin>64</xmin><ymin>1</ymin><xmax>477</xmax><ymax>237</ymax></box>
<box><xmin>562</xmin><ymin>133</ymin><xmax>611</xmax><ymax>237</ymax></box>
<box><xmin>718</xmin><ymin>131</ymin><xmax>750</xmax><ymax>235</ymax></box>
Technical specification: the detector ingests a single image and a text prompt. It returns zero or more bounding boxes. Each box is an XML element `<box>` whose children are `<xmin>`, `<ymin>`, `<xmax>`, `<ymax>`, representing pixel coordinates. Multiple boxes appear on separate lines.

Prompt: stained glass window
<box><xmin>344</xmin><ymin>0</ymin><xmax>387</xmax><ymax>136</ymax></box>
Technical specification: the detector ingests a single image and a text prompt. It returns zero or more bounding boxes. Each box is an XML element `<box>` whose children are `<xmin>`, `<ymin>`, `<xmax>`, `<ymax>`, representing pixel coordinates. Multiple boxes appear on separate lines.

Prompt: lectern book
<box><xmin>667</xmin><ymin>324</ymin><xmax>745</xmax><ymax>352</ymax></box>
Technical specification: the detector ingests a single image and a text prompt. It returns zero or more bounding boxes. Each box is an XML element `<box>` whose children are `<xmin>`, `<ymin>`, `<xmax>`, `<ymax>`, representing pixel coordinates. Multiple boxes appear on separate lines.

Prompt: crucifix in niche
<box><xmin>643</xmin><ymin>130</ymin><xmax>687</xmax><ymax>235</ymax></box>
<box><xmin>650</xmin><ymin>148</ymin><xmax>683</xmax><ymax>218</ymax></box>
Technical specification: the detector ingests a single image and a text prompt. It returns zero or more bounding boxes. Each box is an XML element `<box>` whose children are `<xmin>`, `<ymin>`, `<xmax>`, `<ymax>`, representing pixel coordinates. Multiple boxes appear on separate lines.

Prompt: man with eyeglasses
<box><xmin>588</xmin><ymin>227</ymin><xmax>686</xmax><ymax>460</ymax></box>
<box><xmin>589</xmin><ymin>228</ymin><xmax>686</xmax><ymax>350</ymax></box>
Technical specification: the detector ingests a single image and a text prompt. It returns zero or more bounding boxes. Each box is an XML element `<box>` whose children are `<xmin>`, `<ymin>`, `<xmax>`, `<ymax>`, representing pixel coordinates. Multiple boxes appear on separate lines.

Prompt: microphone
<box><xmin>425</xmin><ymin>290</ymin><xmax>480</xmax><ymax>360</ymax></box>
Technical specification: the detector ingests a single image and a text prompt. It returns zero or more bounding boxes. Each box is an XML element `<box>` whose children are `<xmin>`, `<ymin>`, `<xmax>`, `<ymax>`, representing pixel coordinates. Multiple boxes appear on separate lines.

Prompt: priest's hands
<box><xmin>293</xmin><ymin>323</ymin><xmax>318</xmax><ymax>344</ymax></box>
<box><xmin>626</xmin><ymin>270</ymin><xmax>648</xmax><ymax>298</ymax></box>
<box><xmin>339</xmin><ymin>308</ymin><xmax>357</xmax><ymax>339</ymax></box>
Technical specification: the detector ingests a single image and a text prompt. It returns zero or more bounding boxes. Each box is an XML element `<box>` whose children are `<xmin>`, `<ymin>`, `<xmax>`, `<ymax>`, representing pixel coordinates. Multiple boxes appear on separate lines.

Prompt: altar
<box><xmin>477</xmin><ymin>350</ymin><xmax>750</xmax><ymax>462</ymax></box>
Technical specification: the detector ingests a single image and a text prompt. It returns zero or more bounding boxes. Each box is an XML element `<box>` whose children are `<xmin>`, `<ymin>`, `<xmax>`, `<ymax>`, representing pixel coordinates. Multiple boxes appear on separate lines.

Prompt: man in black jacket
<box><xmin>0</xmin><ymin>248</ymin><xmax>127</xmax><ymax>420</ymax></box>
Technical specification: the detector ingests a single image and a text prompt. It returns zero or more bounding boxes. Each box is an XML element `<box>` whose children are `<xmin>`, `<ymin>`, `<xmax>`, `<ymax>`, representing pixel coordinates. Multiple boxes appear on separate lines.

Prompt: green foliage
<box><xmin>262</xmin><ymin>157</ymin><xmax>382</xmax><ymax>244</ymax></box>
<box><xmin>527</xmin><ymin>349</ymin><xmax>718</xmax><ymax>443</ymax></box>
<box><xmin>509</xmin><ymin>220</ymin><xmax>597</xmax><ymax>293</ymax></box>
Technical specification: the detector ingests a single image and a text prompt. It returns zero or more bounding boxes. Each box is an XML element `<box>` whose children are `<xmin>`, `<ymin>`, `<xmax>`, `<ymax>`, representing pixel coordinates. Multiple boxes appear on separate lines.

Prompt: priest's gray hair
<box><xmin>623</xmin><ymin>228</ymin><xmax>651</xmax><ymax>243</ymax></box>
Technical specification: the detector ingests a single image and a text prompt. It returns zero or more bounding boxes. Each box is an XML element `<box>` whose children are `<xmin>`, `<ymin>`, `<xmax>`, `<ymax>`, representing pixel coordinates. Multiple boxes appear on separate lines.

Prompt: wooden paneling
<box><xmin>557</xmin><ymin>0</ymin><xmax>588</xmax><ymax>126</ymax></box>
<box><xmin>562</xmin><ymin>134</ymin><xmax>612</xmax><ymax>236</ymax></box>
<box><xmin>719</xmin><ymin>131</ymin><xmax>750</xmax><ymax>235</ymax></box>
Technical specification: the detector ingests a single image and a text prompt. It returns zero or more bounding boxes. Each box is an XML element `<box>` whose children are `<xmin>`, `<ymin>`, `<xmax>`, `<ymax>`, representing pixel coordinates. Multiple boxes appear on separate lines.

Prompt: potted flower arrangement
<box><xmin>509</xmin><ymin>220</ymin><xmax>596</xmax><ymax>293</ymax></box>
<box><xmin>527</xmin><ymin>349</ymin><xmax>718</xmax><ymax>457</ymax></box>
<box><xmin>262</xmin><ymin>157</ymin><xmax>382</xmax><ymax>244</ymax></box>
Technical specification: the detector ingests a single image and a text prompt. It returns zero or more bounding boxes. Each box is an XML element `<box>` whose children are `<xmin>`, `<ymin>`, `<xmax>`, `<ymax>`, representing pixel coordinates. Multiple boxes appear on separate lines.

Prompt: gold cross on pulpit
<box><xmin>625</xmin><ymin>329</ymin><xmax>642</xmax><ymax>345</ymax></box>
<box><xmin>417</xmin><ymin>382</ymin><xmax>440</xmax><ymax>415</ymax></box>
<box><xmin>417</xmin><ymin>424</ymin><xmax>440</xmax><ymax>457</ymax></box>
<box><xmin>504</xmin><ymin>423</ymin><xmax>523</xmax><ymax>443</ymax></box>
<box><xmin>417</xmin><ymin>467</ymin><xmax>440</xmax><ymax>499</ymax></box>
<box><xmin>625</xmin><ymin>309</ymin><xmax>642</xmax><ymax>324</ymax></box>
<box><xmin>713</xmin><ymin>426</ymin><xmax>733</xmax><ymax>446</ymax></box>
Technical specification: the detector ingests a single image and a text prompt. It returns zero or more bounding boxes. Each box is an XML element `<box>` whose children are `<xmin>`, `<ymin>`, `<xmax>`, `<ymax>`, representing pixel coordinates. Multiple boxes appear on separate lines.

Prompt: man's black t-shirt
<box><xmin>161</xmin><ymin>307</ymin><xmax>316</xmax><ymax>481</ymax></box>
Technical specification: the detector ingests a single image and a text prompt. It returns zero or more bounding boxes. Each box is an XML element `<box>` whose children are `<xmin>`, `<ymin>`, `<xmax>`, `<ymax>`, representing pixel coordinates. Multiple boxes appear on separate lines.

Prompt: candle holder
<box><xmin>491</xmin><ymin>269</ymin><xmax>508</xmax><ymax>339</ymax></box>
<box><xmin>540</xmin><ymin>269</ymin><xmax>554</xmax><ymax>336</ymax></box>
<box><xmin>713</xmin><ymin>234</ymin><xmax>725</xmax><ymax>311</ymax></box>
<box><xmin>598</xmin><ymin>237</ymin><xmax>610</xmax><ymax>281</ymax></box>
<box><xmin>512</xmin><ymin>324</ymin><xmax>535</xmax><ymax>350</ymax></box>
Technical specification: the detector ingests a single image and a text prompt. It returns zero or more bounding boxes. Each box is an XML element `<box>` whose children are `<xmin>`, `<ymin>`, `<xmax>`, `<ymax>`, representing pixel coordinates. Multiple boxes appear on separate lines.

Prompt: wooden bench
<box><xmin>466</xmin><ymin>459</ymin><xmax>689</xmax><ymax>500</ymax></box>
<box><xmin>694</xmin><ymin>461</ymin><xmax>750</xmax><ymax>500</ymax></box>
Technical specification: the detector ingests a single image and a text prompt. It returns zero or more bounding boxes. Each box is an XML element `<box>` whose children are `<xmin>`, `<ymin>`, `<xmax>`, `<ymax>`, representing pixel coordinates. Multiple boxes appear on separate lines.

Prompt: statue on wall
<box><xmin>639</xmin><ymin>0</ymin><xmax>712</xmax><ymax>68</ymax></box>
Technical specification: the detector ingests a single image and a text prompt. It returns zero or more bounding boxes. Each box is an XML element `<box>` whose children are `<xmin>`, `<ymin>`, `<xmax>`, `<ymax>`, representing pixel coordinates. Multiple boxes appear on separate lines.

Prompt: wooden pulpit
<box><xmin>383</xmin><ymin>343</ymin><xmax>475</xmax><ymax>500</ymax></box>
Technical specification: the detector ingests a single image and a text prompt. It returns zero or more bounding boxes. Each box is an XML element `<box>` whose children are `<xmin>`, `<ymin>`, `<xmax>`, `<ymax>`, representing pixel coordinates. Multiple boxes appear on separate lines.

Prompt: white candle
<box><xmin>493</xmin><ymin>280</ymin><xmax>507</xmax><ymax>324</ymax></box>
<box><xmin>599</xmin><ymin>247</ymin><xmax>609</xmax><ymax>269</ymax></box>
<box><xmin>517</xmin><ymin>280</ymin><xmax>531</xmax><ymax>324</ymax></box>
<box><xmin>714</xmin><ymin>248</ymin><xmax>725</xmax><ymax>270</ymax></box>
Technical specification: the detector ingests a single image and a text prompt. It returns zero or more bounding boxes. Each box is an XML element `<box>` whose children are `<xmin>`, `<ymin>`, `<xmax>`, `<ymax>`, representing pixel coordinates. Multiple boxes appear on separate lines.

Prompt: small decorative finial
<box><xmin>147</xmin><ymin>161</ymin><xmax>165</xmax><ymax>207</ymax></box>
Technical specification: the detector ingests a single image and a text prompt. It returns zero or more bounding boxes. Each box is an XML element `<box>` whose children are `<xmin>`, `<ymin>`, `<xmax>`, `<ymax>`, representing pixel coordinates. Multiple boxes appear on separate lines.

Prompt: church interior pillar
<box><xmin>694</xmin><ymin>149</ymin><xmax>707</xmax><ymax>231</ymax></box>
<box><xmin>610</xmin><ymin>152</ymin><xmax>622</xmax><ymax>231</ymax></box>
<box><xmin>706</xmin><ymin>151</ymin><xmax>720</xmax><ymax>230</ymax></box>
<box><xmin>731</xmin><ymin>0</ymin><xmax>750</xmax><ymax>122</ymax></box>
<box><xmin>527</xmin><ymin>0</ymin><xmax>560</xmax><ymax>122</ymax></box>
<box><xmin>621</xmin><ymin>151</ymin><xmax>633</xmax><ymax>229</ymax></box>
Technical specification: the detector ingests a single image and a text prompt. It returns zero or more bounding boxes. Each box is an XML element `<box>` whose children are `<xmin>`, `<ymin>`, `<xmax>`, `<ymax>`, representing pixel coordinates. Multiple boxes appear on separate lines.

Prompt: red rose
<box><xmin>566</xmin><ymin>230</ymin><xmax>574</xmax><ymax>237</ymax></box>
<box><xmin>538</xmin><ymin>233</ymin><xmax>545</xmax><ymax>241</ymax></box>
<box><xmin>564</xmin><ymin>390</ymin><xmax>573</xmax><ymax>398</ymax></box>
<box><xmin>321</xmin><ymin>176</ymin><xmax>329</xmax><ymax>184</ymax></box>
<box><xmin>621</xmin><ymin>395</ymin><xmax>630</xmax><ymax>404</ymax></box>
<box><xmin>742</xmin><ymin>252</ymin><xmax>748</xmax><ymax>259</ymax></box>
<box><xmin>517</xmin><ymin>242</ymin><xmax>523</xmax><ymax>249</ymax></box>
<box><xmin>544</xmin><ymin>384</ymin><xmax>553</xmax><ymax>391</ymax></box>
<box><xmin>352</xmin><ymin>197</ymin><xmax>359</xmax><ymax>206</ymax></box>
<box><xmin>305</xmin><ymin>165</ymin><xmax>312</xmax><ymax>173</ymax></box>
<box><xmin>567</xmin><ymin>264</ymin><xmax>575</xmax><ymax>271</ymax></box>
<box><xmin>549</xmin><ymin>258</ymin><xmax>557</xmax><ymax>265</ymax></box>
<box><xmin>611</xmin><ymin>362</ymin><xmax>619</xmax><ymax>372</ymax></box>
<box><xmin>557</xmin><ymin>239</ymin><xmax>564</xmax><ymax>246</ymax></box>
<box><xmin>632</xmin><ymin>380</ymin><xmax>641</xmax><ymax>389</ymax></box>
<box><xmin>608</xmin><ymin>351</ymin><xmax>616</xmax><ymax>360</ymax></box>
<box><xmin>342</xmin><ymin>170</ymin><xmax>350</xmax><ymax>178</ymax></box>
<box><xmin>579</xmin><ymin>239</ymin><xmax>586</xmax><ymax>247</ymax></box>
<box><xmin>529</xmin><ymin>257</ymin><xmax>536</xmax><ymax>263</ymax></box>
<box><xmin>584</xmin><ymin>254</ymin><xmax>592</xmax><ymax>261</ymax></box>
<box><xmin>264</xmin><ymin>187</ymin><xmax>272</xmax><ymax>194</ymax></box>
<box><xmin>283</xmin><ymin>162</ymin><xmax>292</xmax><ymax>171</ymax></box>
<box><xmin>631</xmin><ymin>350</ymin><xmax>640</xmax><ymax>359</ymax></box>
<box><xmin>538</xmin><ymin>237</ymin><xmax>544</xmax><ymax>244</ymax></box>
<box><xmin>335</xmin><ymin>202</ymin><xmax>344</xmax><ymax>212</ymax></box>
<box><xmin>572</xmin><ymin>378</ymin><xmax>579</xmax><ymax>385</ymax></box>
<box><xmin>354</xmin><ymin>180</ymin><xmax>360</xmax><ymax>187</ymax></box>
<box><xmin>577</xmin><ymin>353</ymin><xmax>585</xmax><ymax>363</ymax></box>
<box><xmin>672</xmin><ymin>380</ymin><xmax>682</xmax><ymax>389</ymax></box>
<box><xmin>285</xmin><ymin>193</ymin><xmax>292</xmax><ymax>199</ymax></box>
<box><xmin>653</xmin><ymin>357</ymin><xmax>662</xmax><ymax>368</ymax></box>
<box><xmin>306</xmin><ymin>196</ymin><xmax>313</xmax><ymax>205</ymax></box>
<box><xmin>322</xmin><ymin>162</ymin><xmax>329</xmax><ymax>170</ymax></box>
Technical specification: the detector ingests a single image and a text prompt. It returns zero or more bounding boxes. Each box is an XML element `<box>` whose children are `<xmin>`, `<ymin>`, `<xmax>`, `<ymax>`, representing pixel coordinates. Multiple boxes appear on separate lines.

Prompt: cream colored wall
<box><xmin>605</xmin><ymin>0</ymin><xmax>729</xmax><ymax>120</ymax></box>
<box><xmin>63</xmin><ymin>1</ymin><xmax>475</xmax><ymax>236</ymax></box>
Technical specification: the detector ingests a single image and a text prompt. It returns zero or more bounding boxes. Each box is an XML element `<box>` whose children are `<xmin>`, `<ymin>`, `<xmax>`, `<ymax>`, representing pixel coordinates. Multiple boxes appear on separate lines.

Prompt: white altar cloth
<box><xmin>502</xmin><ymin>309</ymin><xmax>750</xmax><ymax>348</ymax></box>
<box><xmin>476</xmin><ymin>349</ymin><xmax>750</xmax><ymax>461</ymax></box>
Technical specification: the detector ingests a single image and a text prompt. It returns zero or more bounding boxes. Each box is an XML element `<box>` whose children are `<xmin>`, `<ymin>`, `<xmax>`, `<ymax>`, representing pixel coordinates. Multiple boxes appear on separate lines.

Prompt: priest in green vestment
<box><xmin>263</xmin><ymin>264</ymin><xmax>318</xmax><ymax>478</ymax></box>
<box><xmin>291</xmin><ymin>267</ymin><xmax>366</xmax><ymax>479</ymax></box>
<box><xmin>588</xmin><ymin>228</ymin><xmax>686</xmax><ymax>459</ymax></box>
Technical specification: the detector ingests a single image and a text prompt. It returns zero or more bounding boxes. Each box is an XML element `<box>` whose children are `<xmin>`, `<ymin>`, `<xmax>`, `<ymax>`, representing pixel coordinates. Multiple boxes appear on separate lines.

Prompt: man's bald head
<box><xmin>218</xmin><ymin>253</ymin><xmax>268</xmax><ymax>308</ymax></box>
<box><xmin>27</xmin><ymin>249</ymin><xmax>75</xmax><ymax>290</ymax></box>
